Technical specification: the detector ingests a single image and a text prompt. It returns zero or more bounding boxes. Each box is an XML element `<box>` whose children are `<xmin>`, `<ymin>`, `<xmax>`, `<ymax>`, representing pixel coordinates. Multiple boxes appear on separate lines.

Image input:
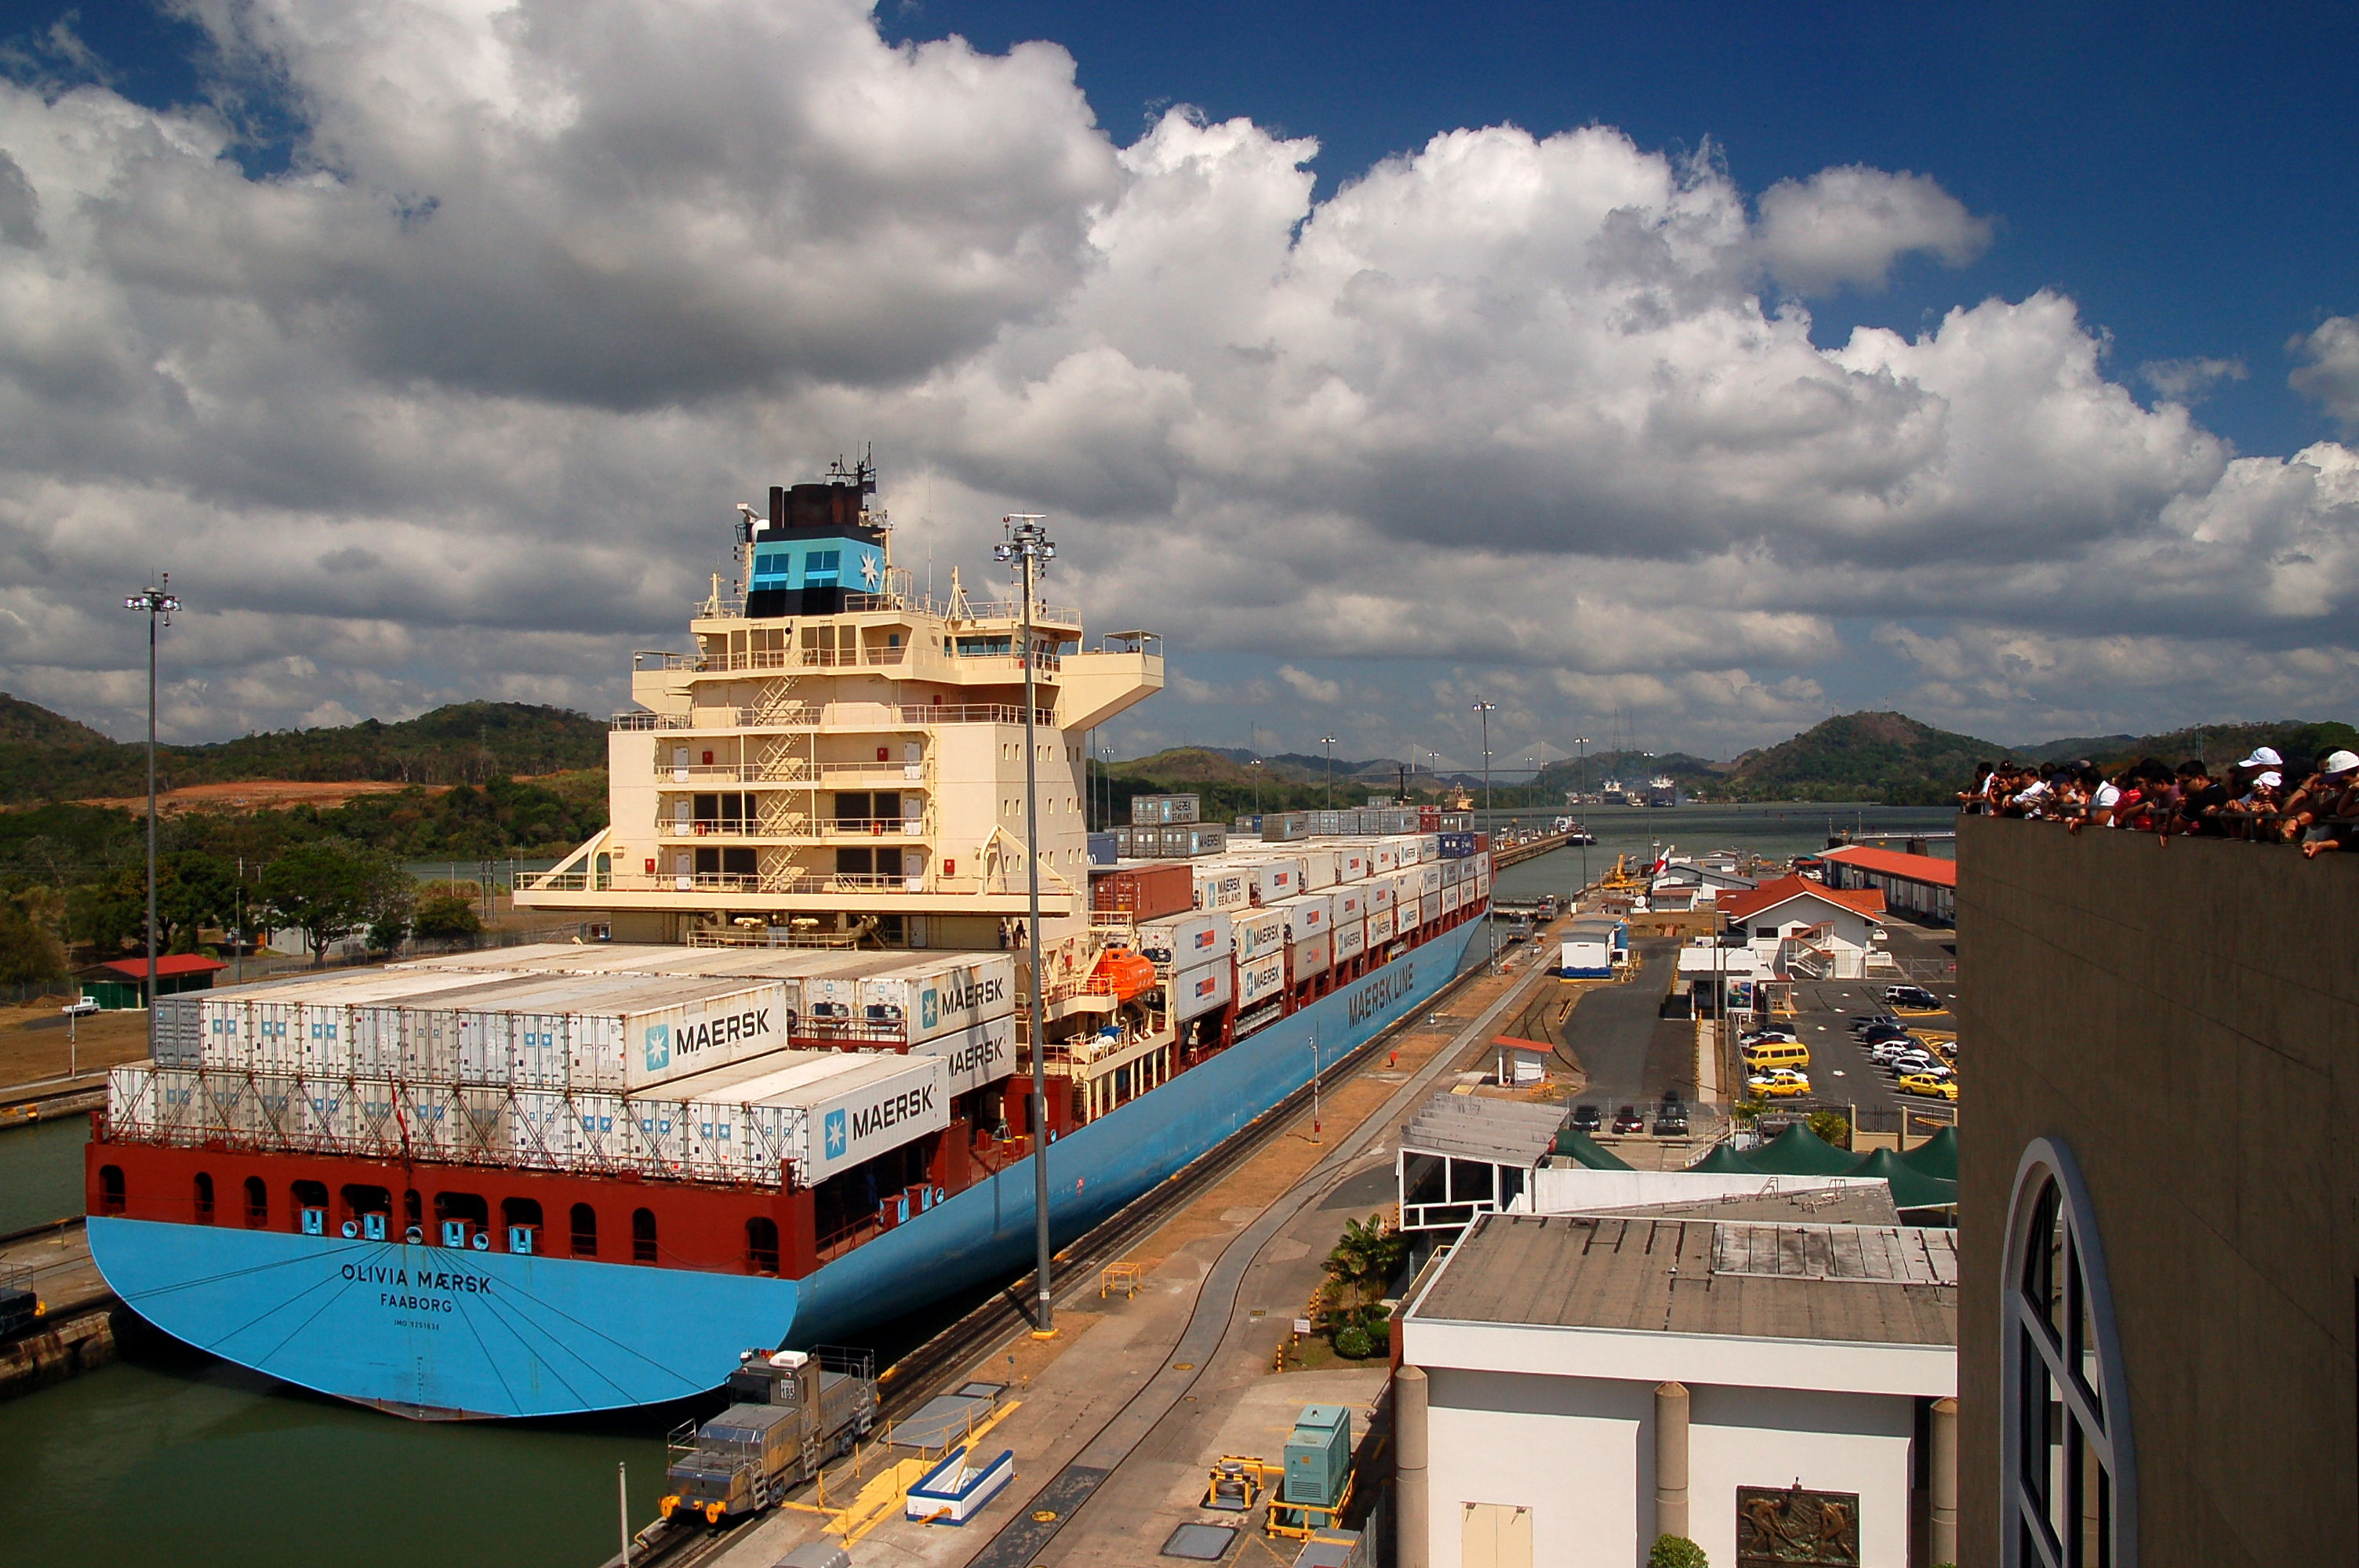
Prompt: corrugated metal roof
<box><xmin>1408</xmin><ymin>1212</ymin><xmax>1957</xmax><ymax>1346</ymax></box>
<box><xmin>1818</xmin><ymin>844</ymin><xmax>1959</xmax><ymax>888</ymax></box>
<box><xmin>1400</xmin><ymin>1091</ymin><xmax>1568</xmax><ymax>1167</ymax></box>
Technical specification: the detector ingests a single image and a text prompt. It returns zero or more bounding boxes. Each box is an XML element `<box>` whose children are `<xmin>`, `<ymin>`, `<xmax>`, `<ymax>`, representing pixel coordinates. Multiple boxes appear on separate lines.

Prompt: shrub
<box><xmin>1807</xmin><ymin>1109</ymin><xmax>1852</xmax><ymax>1149</ymax></box>
<box><xmin>1332</xmin><ymin>1323</ymin><xmax>1373</xmax><ymax>1359</ymax></box>
<box><xmin>1648</xmin><ymin>1535</ymin><xmax>1708</xmax><ymax>1568</ymax></box>
<box><xmin>413</xmin><ymin>889</ymin><xmax>484</xmax><ymax>942</ymax></box>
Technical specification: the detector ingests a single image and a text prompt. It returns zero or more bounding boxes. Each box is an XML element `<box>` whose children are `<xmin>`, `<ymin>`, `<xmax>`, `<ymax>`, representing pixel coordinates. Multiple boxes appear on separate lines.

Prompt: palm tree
<box><xmin>1322</xmin><ymin>1214</ymin><xmax>1408</xmax><ymax>1315</ymax></box>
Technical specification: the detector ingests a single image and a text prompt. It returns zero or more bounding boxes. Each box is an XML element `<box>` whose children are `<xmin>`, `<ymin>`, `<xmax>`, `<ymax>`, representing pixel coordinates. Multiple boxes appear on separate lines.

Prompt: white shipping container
<box><xmin>349</xmin><ymin>1080</ymin><xmax>405</xmax><ymax>1158</ymax></box>
<box><xmin>1234</xmin><ymin>908</ymin><xmax>1287</xmax><ymax>963</ymax></box>
<box><xmin>1237</xmin><ymin>952</ymin><xmax>1287</xmax><ymax>1006</ymax></box>
<box><xmin>1137</xmin><ymin>910</ymin><xmax>1234</xmax><ymax>970</ymax></box>
<box><xmin>794</xmin><ymin>1054</ymin><xmax>949</xmax><ymax>1185</ymax></box>
<box><xmin>1193</xmin><ymin>865</ymin><xmax>1250</xmax><ymax>912</ymax></box>
<box><xmin>1416</xmin><ymin>835</ymin><xmax>1441</xmax><ymax>862</ymax></box>
<box><xmin>1245</xmin><ymin>858</ymin><xmax>1303</xmax><ymax>905</ymax></box>
<box><xmin>856</xmin><ymin>953</ymin><xmax>1016</xmax><ymax>1045</ymax></box>
<box><xmin>1296</xmin><ymin>848</ymin><xmax>1338</xmax><ymax>891</ymax></box>
<box><xmin>1289</xmin><ymin>931</ymin><xmax>1332</xmax><ymax>976</ymax></box>
<box><xmin>1422</xmin><ymin>892</ymin><xmax>1441</xmax><ymax>927</ymax></box>
<box><xmin>1336</xmin><ymin>847</ymin><xmax>1369</xmax><ymax>883</ymax></box>
<box><xmin>250</xmin><ymin>1000</ymin><xmax>302</xmax><ymax>1075</ymax></box>
<box><xmin>1397</xmin><ymin>890</ymin><xmax>1423</xmax><ymax>931</ymax></box>
<box><xmin>911</xmin><ymin>1015</ymin><xmax>1018</xmax><ymax>1095</ymax></box>
<box><xmin>1332</xmin><ymin>918</ymin><xmax>1366</xmax><ymax>963</ymax></box>
<box><xmin>1371</xmin><ymin>844</ymin><xmax>1400</xmax><ymax>874</ymax></box>
<box><xmin>1367</xmin><ymin>880</ymin><xmax>1395</xmax><ymax>911</ymax></box>
<box><xmin>1333</xmin><ymin>886</ymin><xmax>1366</xmax><ymax>924</ymax></box>
<box><xmin>1274</xmin><ymin>893</ymin><xmax>1332</xmax><ymax>941</ymax></box>
<box><xmin>1170</xmin><ymin>958</ymin><xmax>1233</xmax><ymax>1022</ymax></box>
<box><xmin>1442</xmin><ymin>882</ymin><xmax>1463</xmax><ymax>915</ymax></box>
<box><xmin>1369</xmin><ymin>906</ymin><xmax>1398</xmax><ymax>943</ymax></box>
<box><xmin>1442</xmin><ymin>858</ymin><xmax>1467</xmax><ymax>887</ymax></box>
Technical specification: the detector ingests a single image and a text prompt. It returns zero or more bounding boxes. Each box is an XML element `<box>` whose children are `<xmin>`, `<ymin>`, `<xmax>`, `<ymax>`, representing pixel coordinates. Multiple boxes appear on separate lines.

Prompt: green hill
<box><xmin>0</xmin><ymin>695</ymin><xmax>609</xmax><ymax>805</ymax></box>
<box><xmin>1720</xmin><ymin>712</ymin><xmax>2003</xmax><ymax>806</ymax></box>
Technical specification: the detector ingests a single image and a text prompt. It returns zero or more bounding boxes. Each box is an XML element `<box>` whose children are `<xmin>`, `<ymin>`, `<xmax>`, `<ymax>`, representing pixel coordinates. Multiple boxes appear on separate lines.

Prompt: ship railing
<box><xmin>947</xmin><ymin>651</ymin><xmax>1061</xmax><ymax>677</ymax></box>
<box><xmin>525</xmin><ymin>866</ymin><xmax>1038</xmax><ymax>897</ymax></box>
<box><xmin>651</xmin><ymin>759</ymin><xmax>932</xmax><ymax>783</ymax></box>
<box><xmin>957</xmin><ymin>598</ymin><xmax>1081</xmax><ymax>626</ymax></box>
<box><xmin>634</xmin><ymin>646</ymin><xmax>911</xmax><ymax>673</ymax></box>
<box><xmin>612</xmin><ymin>703</ymin><xmax>1052</xmax><ymax>731</ymax></box>
<box><xmin>654</xmin><ymin>815</ymin><xmax>934</xmax><ymax>841</ymax></box>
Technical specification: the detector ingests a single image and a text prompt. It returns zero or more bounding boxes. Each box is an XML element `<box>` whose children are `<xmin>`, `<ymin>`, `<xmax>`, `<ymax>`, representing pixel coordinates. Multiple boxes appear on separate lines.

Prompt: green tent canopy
<box><xmin>1894</xmin><ymin>1125</ymin><xmax>1959</xmax><ymax>1185</ymax></box>
<box><xmin>1551</xmin><ymin>1127</ymin><xmax>1635</xmax><ymax>1171</ymax></box>
<box><xmin>1683</xmin><ymin>1142</ymin><xmax>1767</xmax><ymax>1175</ymax></box>
<box><xmin>1846</xmin><ymin>1146</ymin><xmax>1960</xmax><ymax>1211</ymax></box>
<box><xmin>1748</xmin><ymin>1123</ymin><xmax>1861</xmax><ymax>1177</ymax></box>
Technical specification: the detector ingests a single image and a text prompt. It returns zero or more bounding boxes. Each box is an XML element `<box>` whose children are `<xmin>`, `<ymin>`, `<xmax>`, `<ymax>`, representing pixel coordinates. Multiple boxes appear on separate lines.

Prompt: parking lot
<box><xmin>1750</xmin><ymin>923</ymin><xmax>1960</xmax><ymax>1130</ymax></box>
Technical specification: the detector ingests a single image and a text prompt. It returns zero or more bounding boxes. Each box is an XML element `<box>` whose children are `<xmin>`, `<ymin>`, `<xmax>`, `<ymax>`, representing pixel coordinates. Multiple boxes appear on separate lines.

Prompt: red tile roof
<box><xmin>1717</xmin><ymin>874</ymin><xmax>1886</xmax><ymax>924</ymax></box>
<box><xmin>1819</xmin><ymin>844</ymin><xmax>1959</xmax><ymax>889</ymax></box>
<box><xmin>98</xmin><ymin>954</ymin><xmax>228</xmax><ymax>980</ymax></box>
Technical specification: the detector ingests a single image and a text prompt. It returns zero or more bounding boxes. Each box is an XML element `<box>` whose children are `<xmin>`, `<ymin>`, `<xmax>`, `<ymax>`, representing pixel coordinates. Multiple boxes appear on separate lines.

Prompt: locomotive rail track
<box><xmin>602</xmin><ymin>932</ymin><xmax>1538</xmax><ymax>1568</ymax></box>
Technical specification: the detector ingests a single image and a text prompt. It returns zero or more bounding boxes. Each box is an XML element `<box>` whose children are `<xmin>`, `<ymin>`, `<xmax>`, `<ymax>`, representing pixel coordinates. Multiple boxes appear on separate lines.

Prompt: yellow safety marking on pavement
<box><xmin>810</xmin><ymin>1399</ymin><xmax>1025</xmax><ymax>1544</ymax></box>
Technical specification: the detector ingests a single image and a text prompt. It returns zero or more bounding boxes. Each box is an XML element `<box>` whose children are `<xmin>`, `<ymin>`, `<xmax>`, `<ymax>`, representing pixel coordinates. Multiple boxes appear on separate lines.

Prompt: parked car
<box><xmin>1746</xmin><ymin>1068</ymin><xmax>1812</xmax><ymax>1098</ymax></box>
<box><xmin>1867</xmin><ymin>1038</ymin><xmax>1925</xmax><ymax>1063</ymax></box>
<box><xmin>1885</xmin><ymin>985</ymin><xmax>1943</xmax><ymax>1011</ymax></box>
<box><xmin>1570</xmin><ymin>1104</ymin><xmax>1602</xmax><ymax>1132</ymax></box>
<box><xmin>1897</xmin><ymin>1071</ymin><xmax>1959</xmax><ymax>1101</ymax></box>
<box><xmin>1850</xmin><ymin>1014</ymin><xmax>1903</xmax><ymax>1035</ymax></box>
<box><xmin>1856</xmin><ymin>1020</ymin><xmax>1913</xmax><ymax>1040</ymax></box>
<box><xmin>1612</xmin><ymin>1105</ymin><xmax>1646</xmax><ymax>1134</ymax></box>
<box><xmin>1652</xmin><ymin>1104</ymin><xmax>1691</xmax><ymax>1137</ymax></box>
<box><xmin>1885</xmin><ymin>1051</ymin><xmax>1941</xmax><ymax>1077</ymax></box>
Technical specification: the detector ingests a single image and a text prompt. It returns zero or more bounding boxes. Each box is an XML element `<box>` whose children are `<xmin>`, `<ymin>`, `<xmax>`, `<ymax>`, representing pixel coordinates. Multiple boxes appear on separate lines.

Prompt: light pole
<box><xmin>1321</xmin><ymin>736</ymin><xmax>1337</xmax><ymax>811</ymax></box>
<box><xmin>125</xmin><ymin>576</ymin><xmax>180</xmax><ymax>1056</ymax></box>
<box><xmin>1472</xmin><ymin>700</ymin><xmax>1497</xmax><ymax>971</ymax></box>
<box><xmin>994</xmin><ymin>514</ymin><xmax>1059</xmax><ymax>1338</ymax></box>
<box><xmin>1249</xmin><ymin>757</ymin><xmax>1263</xmax><ymax>821</ymax></box>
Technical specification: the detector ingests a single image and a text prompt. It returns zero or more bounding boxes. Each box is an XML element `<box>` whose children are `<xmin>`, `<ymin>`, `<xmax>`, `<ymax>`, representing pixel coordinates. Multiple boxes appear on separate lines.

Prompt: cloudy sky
<box><xmin>1</xmin><ymin>1</ymin><xmax>2354</xmax><ymax>770</ymax></box>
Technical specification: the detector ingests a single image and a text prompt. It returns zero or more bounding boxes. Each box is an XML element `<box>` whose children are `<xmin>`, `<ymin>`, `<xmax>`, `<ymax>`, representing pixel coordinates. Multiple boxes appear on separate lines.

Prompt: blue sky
<box><xmin>0</xmin><ymin>1</ymin><xmax>2353</xmax><ymax>764</ymax></box>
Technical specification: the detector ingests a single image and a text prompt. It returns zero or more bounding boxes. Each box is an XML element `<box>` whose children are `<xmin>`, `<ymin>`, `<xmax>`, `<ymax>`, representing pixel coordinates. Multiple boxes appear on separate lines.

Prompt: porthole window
<box><xmin>2002</xmin><ymin>1138</ymin><xmax>2135</xmax><ymax>1567</ymax></box>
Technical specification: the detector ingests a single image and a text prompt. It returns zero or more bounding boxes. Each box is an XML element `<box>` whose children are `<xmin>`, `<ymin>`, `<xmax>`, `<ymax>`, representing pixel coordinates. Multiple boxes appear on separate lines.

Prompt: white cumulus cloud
<box><xmin>1756</xmin><ymin>164</ymin><xmax>1994</xmax><ymax>293</ymax></box>
<box><xmin>2291</xmin><ymin>315</ymin><xmax>2359</xmax><ymax>435</ymax></box>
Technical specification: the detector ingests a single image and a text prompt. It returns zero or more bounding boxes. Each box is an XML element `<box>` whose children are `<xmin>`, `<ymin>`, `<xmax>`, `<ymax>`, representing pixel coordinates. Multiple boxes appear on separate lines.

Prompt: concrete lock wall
<box><xmin>1956</xmin><ymin>816</ymin><xmax>2359</xmax><ymax>1568</ymax></box>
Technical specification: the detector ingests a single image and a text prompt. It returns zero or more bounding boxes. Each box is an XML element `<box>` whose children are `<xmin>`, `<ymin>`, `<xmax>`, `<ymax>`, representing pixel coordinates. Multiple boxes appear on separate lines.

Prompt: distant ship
<box><xmin>1600</xmin><ymin>779</ymin><xmax>1628</xmax><ymax>806</ymax></box>
<box><xmin>1645</xmin><ymin>775</ymin><xmax>1679</xmax><ymax>808</ymax></box>
<box><xmin>85</xmin><ymin>460</ymin><xmax>1492</xmax><ymax>1420</ymax></box>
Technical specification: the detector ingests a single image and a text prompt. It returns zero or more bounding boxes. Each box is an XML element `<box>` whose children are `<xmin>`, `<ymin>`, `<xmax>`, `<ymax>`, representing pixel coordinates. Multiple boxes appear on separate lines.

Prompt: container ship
<box><xmin>84</xmin><ymin>461</ymin><xmax>1492</xmax><ymax>1419</ymax></box>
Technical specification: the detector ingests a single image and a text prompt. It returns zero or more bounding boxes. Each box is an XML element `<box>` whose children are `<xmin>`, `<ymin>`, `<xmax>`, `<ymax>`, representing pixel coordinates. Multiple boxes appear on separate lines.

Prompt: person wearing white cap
<box><xmin>2237</xmin><ymin>746</ymin><xmax>2284</xmax><ymax>771</ymax></box>
<box><xmin>2292</xmin><ymin>750</ymin><xmax>2359</xmax><ymax>856</ymax></box>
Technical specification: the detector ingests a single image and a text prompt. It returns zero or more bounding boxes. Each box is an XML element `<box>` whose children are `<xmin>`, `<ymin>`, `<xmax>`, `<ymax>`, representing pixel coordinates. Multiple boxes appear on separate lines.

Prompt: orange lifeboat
<box><xmin>1089</xmin><ymin>949</ymin><xmax>1158</xmax><ymax>1002</ymax></box>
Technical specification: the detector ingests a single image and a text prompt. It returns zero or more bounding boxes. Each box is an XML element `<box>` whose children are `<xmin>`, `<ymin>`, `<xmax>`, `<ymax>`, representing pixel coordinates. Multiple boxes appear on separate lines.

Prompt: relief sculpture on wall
<box><xmin>1736</xmin><ymin>1483</ymin><xmax>1860</xmax><ymax>1566</ymax></box>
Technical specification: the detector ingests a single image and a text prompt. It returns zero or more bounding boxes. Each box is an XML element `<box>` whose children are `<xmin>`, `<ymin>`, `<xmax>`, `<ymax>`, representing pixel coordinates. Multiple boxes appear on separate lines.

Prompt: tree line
<box><xmin>0</xmin><ymin>773</ymin><xmax>607</xmax><ymax>983</ymax></box>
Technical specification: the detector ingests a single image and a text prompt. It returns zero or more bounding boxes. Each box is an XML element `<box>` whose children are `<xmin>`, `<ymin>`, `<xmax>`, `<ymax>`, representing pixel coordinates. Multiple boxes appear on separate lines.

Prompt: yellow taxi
<box><xmin>1746</xmin><ymin>1068</ymin><xmax>1812</xmax><ymax>1098</ymax></box>
<box><xmin>1897</xmin><ymin>1071</ymin><xmax>1958</xmax><ymax>1101</ymax></box>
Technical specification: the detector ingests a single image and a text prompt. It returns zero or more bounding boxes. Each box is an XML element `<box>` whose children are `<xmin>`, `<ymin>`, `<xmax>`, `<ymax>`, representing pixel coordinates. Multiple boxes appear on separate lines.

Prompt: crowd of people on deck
<box><xmin>1959</xmin><ymin>745</ymin><xmax>2359</xmax><ymax>857</ymax></box>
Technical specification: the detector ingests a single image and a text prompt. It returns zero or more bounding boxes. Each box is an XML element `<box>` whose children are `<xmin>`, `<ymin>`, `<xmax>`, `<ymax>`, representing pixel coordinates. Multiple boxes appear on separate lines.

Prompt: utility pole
<box><xmin>1473</xmin><ymin>700</ymin><xmax>1498</xmax><ymax>971</ymax></box>
<box><xmin>1249</xmin><ymin>757</ymin><xmax>1263</xmax><ymax>820</ymax></box>
<box><xmin>1321</xmin><ymin>735</ymin><xmax>1337</xmax><ymax>811</ymax></box>
<box><xmin>995</xmin><ymin>514</ymin><xmax>1059</xmax><ymax>1338</ymax></box>
<box><xmin>124</xmin><ymin>576</ymin><xmax>180</xmax><ymax>1056</ymax></box>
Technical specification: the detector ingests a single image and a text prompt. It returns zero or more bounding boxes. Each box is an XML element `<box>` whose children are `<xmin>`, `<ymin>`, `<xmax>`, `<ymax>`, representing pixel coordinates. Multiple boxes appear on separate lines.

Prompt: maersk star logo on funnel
<box><xmin>921</xmin><ymin>985</ymin><xmax>939</xmax><ymax>1032</ymax></box>
<box><xmin>824</xmin><ymin>1108</ymin><xmax>849</xmax><ymax>1161</ymax></box>
<box><xmin>643</xmin><ymin>1024</ymin><xmax>671</xmax><ymax>1072</ymax></box>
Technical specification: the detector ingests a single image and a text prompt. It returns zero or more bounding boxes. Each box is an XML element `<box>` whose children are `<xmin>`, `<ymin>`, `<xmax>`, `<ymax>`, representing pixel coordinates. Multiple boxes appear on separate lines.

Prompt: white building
<box><xmin>1716</xmin><ymin>874</ymin><xmax>1888</xmax><ymax>981</ymax></box>
<box><xmin>1394</xmin><ymin>1207</ymin><xmax>1958</xmax><ymax>1568</ymax></box>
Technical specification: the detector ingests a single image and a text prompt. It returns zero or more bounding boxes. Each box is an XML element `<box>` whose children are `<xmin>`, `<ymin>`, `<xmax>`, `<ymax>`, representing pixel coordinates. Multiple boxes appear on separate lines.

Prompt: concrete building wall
<box><xmin>1955</xmin><ymin>816</ymin><xmax>2359</xmax><ymax>1568</ymax></box>
<box><xmin>1421</xmin><ymin>1369</ymin><xmax>1919</xmax><ymax>1568</ymax></box>
<box><xmin>1424</xmin><ymin>1367</ymin><xmax>1648</xmax><ymax>1568</ymax></box>
<box><xmin>1685</xmin><ymin>1384</ymin><xmax>1915</xmax><ymax>1568</ymax></box>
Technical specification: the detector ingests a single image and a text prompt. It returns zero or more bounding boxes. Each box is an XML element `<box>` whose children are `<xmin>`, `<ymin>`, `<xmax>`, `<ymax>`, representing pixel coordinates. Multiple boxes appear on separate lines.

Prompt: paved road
<box><xmin>1550</xmin><ymin>938</ymin><xmax>1694</xmax><ymax>1112</ymax></box>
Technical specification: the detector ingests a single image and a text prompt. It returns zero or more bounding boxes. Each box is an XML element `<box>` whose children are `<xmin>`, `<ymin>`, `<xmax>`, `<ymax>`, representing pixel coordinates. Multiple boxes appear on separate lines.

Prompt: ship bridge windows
<box><xmin>954</xmin><ymin>634</ymin><xmax>1013</xmax><ymax>657</ymax></box>
<box><xmin>693</xmin><ymin>846</ymin><xmax>758</xmax><ymax>879</ymax></box>
<box><xmin>745</xmin><ymin>1217</ymin><xmax>780</xmax><ymax>1276</ymax></box>
<box><xmin>570</xmin><ymin>1203</ymin><xmax>599</xmax><ymax>1258</ymax></box>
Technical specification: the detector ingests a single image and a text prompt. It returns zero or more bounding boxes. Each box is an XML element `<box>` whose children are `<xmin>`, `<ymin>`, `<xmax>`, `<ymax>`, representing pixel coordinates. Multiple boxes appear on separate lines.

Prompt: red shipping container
<box><xmin>1090</xmin><ymin>862</ymin><xmax>1197</xmax><ymax>922</ymax></box>
<box><xmin>1473</xmin><ymin>832</ymin><xmax>1489</xmax><ymax>852</ymax></box>
<box><xmin>1417</xmin><ymin>808</ymin><xmax>1441</xmax><ymax>830</ymax></box>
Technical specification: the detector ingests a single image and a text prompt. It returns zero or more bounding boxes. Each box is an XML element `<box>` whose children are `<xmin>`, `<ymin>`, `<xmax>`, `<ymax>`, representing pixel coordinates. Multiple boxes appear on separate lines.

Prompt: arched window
<box><xmin>193</xmin><ymin>1172</ymin><xmax>216</xmax><ymax>1224</ymax></box>
<box><xmin>631</xmin><ymin>1207</ymin><xmax>658</xmax><ymax>1264</ymax></box>
<box><xmin>98</xmin><ymin>1164</ymin><xmax>125</xmax><ymax>1214</ymax></box>
<box><xmin>569</xmin><ymin>1203</ymin><xmax>598</xmax><ymax>1258</ymax></box>
<box><xmin>2003</xmin><ymin>1139</ymin><xmax>2135</xmax><ymax>1568</ymax></box>
<box><xmin>744</xmin><ymin>1216</ymin><xmax>780</xmax><ymax>1276</ymax></box>
<box><xmin>243</xmin><ymin>1176</ymin><xmax>269</xmax><ymax>1229</ymax></box>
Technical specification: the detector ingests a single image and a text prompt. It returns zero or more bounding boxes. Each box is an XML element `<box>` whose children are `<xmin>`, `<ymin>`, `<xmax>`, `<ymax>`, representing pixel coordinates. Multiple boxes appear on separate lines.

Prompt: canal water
<box><xmin>0</xmin><ymin>802</ymin><xmax>1948</xmax><ymax>1567</ymax></box>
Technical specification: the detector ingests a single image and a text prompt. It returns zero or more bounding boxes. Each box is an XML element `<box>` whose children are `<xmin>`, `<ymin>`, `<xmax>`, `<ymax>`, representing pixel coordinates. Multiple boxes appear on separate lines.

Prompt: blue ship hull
<box><xmin>88</xmin><ymin>922</ymin><xmax>1483</xmax><ymax>1418</ymax></box>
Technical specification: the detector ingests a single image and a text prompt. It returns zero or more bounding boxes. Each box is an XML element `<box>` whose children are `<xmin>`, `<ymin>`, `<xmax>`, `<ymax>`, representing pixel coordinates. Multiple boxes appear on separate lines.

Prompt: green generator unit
<box><xmin>1283</xmin><ymin>1404</ymin><xmax>1352</xmax><ymax>1506</ymax></box>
